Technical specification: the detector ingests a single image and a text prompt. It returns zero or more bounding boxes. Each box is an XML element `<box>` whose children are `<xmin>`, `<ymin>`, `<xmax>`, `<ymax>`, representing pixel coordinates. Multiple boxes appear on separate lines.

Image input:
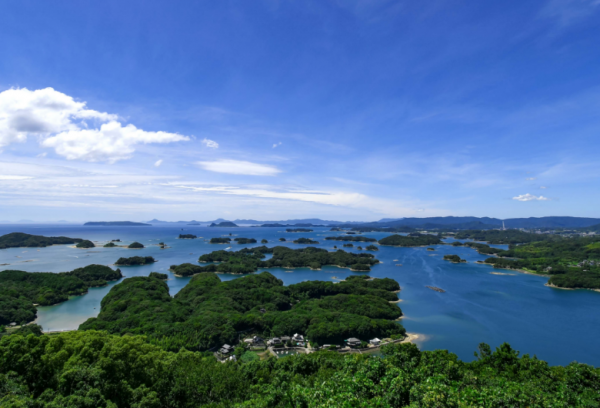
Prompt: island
<box><xmin>0</xmin><ymin>265</ymin><xmax>122</xmax><ymax>325</ymax></box>
<box><xmin>210</xmin><ymin>237</ymin><xmax>232</xmax><ymax>244</ymax></box>
<box><xmin>79</xmin><ymin>272</ymin><xmax>403</xmax><ymax>351</ymax></box>
<box><xmin>84</xmin><ymin>221</ymin><xmax>151</xmax><ymax>226</ymax></box>
<box><xmin>178</xmin><ymin>234</ymin><xmax>197</xmax><ymax>239</ymax></box>
<box><xmin>115</xmin><ymin>256</ymin><xmax>156</xmax><ymax>266</ymax></box>
<box><xmin>128</xmin><ymin>242</ymin><xmax>144</xmax><ymax>249</ymax></box>
<box><xmin>209</xmin><ymin>222</ymin><xmax>239</xmax><ymax>227</ymax></box>
<box><xmin>286</xmin><ymin>228</ymin><xmax>313</xmax><ymax>233</ymax></box>
<box><xmin>261</xmin><ymin>239</ymin><xmax>268</xmax><ymax>244</ymax></box>
<box><xmin>443</xmin><ymin>254</ymin><xmax>467</xmax><ymax>263</ymax></box>
<box><xmin>293</xmin><ymin>237</ymin><xmax>319</xmax><ymax>244</ymax></box>
<box><xmin>343</xmin><ymin>243</ymin><xmax>354</xmax><ymax>247</ymax></box>
<box><xmin>103</xmin><ymin>242</ymin><xmax>116</xmax><ymax>247</ymax></box>
<box><xmin>378</xmin><ymin>234</ymin><xmax>442</xmax><ymax>247</ymax></box>
<box><xmin>234</xmin><ymin>238</ymin><xmax>257</xmax><ymax>244</ymax></box>
<box><xmin>365</xmin><ymin>245</ymin><xmax>379</xmax><ymax>251</ymax></box>
<box><xmin>325</xmin><ymin>236</ymin><xmax>377</xmax><ymax>242</ymax></box>
<box><xmin>427</xmin><ymin>247</ymin><xmax>435</xmax><ymax>251</ymax></box>
<box><xmin>76</xmin><ymin>240</ymin><xmax>95</xmax><ymax>248</ymax></box>
<box><xmin>0</xmin><ymin>232</ymin><xmax>83</xmax><ymax>249</ymax></box>
<box><xmin>171</xmin><ymin>246</ymin><xmax>380</xmax><ymax>275</ymax></box>
<box><xmin>149</xmin><ymin>272</ymin><xmax>168</xmax><ymax>280</ymax></box>
<box><xmin>279</xmin><ymin>237</ymin><xmax>286</xmax><ymax>241</ymax></box>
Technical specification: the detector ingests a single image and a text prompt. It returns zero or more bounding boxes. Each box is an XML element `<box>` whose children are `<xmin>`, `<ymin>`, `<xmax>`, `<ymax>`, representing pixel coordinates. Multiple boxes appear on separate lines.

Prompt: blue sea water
<box><xmin>1</xmin><ymin>224</ymin><xmax>599</xmax><ymax>367</ymax></box>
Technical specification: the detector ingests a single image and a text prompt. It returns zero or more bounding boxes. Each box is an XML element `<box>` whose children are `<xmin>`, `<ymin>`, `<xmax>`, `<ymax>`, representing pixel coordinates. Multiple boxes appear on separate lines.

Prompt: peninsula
<box><xmin>0</xmin><ymin>232</ymin><xmax>83</xmax><ymax>249</ymax></box>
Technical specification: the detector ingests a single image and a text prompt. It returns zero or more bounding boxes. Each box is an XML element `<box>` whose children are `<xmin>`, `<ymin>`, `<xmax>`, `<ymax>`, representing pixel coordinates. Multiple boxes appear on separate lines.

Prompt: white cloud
<box><xmin>526</xmin><ymin>177</ymin><xmax>536</xmax><ymax>180</ymax></box>
<box><xmin>513</xmin><ymin>193</ymin><xmax>550</xmax><ymax>201</ymax></box>
<box><xmin>195</xmin><ymin>159</ymin><xmax>281</xmax><ymax>176</ymax></box>
<box><xmin>0</xmin><ymin>87</ymin><xmax>190</xmax><ymax>161</ymax></box>
<box><xmin>0</xmin><ymin>175</ymin><xmax>33</xmax><ymax>180</ymax></box>
<box><xmin>273</xmin><ymin>142</ymin><xmax>282</xmax><ymax>148</ymax></box>
<box><xmin>542</xmin><ymin>0</ymin><xmax>600</xmax><ymax>27</ymax></box>
<box><xmin>202</xmin><ymin>138</ymin><xmax>219</xmax><ymax>148</ymax></box>
<box><xmin>154</xmin><ymin>159</ymin><xmax>163</xmax><ymax>167</ymax></box>
<box><xmin>540</xmin><ymin>186</ymin><xmax>547</xmax><ymax>189</ymax></box>
<box><xmin>41</xmin><ymin>121</ymin><xmax>189</xmax><ymax>163</ymax></box>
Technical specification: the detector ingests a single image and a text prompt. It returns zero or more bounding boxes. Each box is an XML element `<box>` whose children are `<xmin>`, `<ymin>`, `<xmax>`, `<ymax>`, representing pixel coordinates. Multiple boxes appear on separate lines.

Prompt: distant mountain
<box><xmin>209</xmin><ymin>221</ymin><xmax>238</xmax><ymax>227</ymax></box>
<box><xmin>85</xmin><ymin>221</ymin><xmax>152</xmax><ymax>226</ymax></box>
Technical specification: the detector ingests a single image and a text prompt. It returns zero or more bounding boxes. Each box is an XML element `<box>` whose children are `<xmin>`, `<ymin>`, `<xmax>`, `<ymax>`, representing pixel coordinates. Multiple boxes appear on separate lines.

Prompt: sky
<box><xmin>0</xmin><ymin>0</ymin><xmax>599</xmax><ymax>222</ymax></box>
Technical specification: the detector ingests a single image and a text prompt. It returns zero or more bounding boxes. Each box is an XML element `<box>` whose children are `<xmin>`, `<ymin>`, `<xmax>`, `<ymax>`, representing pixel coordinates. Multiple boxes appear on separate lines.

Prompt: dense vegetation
<box><xmin>261</xmin><ymin>239</ymin><xmax>268</xmax><ymax>243</ymax></box>
<box><xmin>234</xmin><ymin>237</ymin><xmax>257</xmax><ymax>244</ymax></box>
<box><xmin>477</xmin><ymin>236</ymin><xmax>600</xmax><ymax>289</ymax></box>
<box><xmin>103</xmin><ymin>242</ymin><xmax>116</xmax><ymax>247</ymax></box>
<box><xmin>128</xmin><ymin>242</ymin><xmax>144</xmax><ymax>248</ymax></box>
<box><xmin>0</xmin><ymin>232</ymin><xmax>83</xmax><ymax>249</ymax></box>
<box><xmin>293</xmin><ymin>237</ymin><xmax>319</xmax><ymax>244</ymax></box>
<box><xmin>279</xmin><ymin>237</ymin><xmax>286</xmax><ymax>241</ymax></box>
<box><xmin>0</xmin><ymin>265</ymin><xmax>122</xmax><ymax>325</ymax></box>
<box><xmin>443</xmin><ymin>254</ymin><xmax>466</xmax><ymax>263</ymax></box>
<box><xmin>454</xmin><ymin>229</ymin><xmax>557</xmax><ymax>244</ymax></box>
<box><xmin>210</xmin><ymin>221</ymin><xmax>238</xmax><ymax>227</ymax></box>
<box><xmin>325</xmin><ymin>236</ymin><xmax>377</xmax><ymax>242</ymax></box>
<box><xmin>210</xmin><ymin>237</ymin><xmax>231</xmax><ymax>244</ymax></box>
<box><xmin>79</xmin><ymin>272</ymin><xmax>403</xmax><ymax>351</ymax></box>
<box><xmin>178</xmin><ymin>234</ymin><xmax>197</xmax><ymax>239</ymax></box>
<box><xmin>379</xmin><ymin>234</ymin><xmax>442</xmax><ymax>247</ymax></box>
<box><xmin>2</xmin><ymin>331</ymin><xmax>599</xmax><ymax>407</ymax></box>
<box><xmin>286</xmin><ymin>228</ymin><xmax>313</xmax><ymax>232</ymax></box>
<box><xmin>75</xmin><ymin>239</ymin><xmax>95</xmax><ymax>248</ymax></box>
<box><xmin>351</xmin><ymin>226</ymin><xmax>415</xmax><ymax>233</ymax></box>
<box><xmin>115</xmin><ymin>256</ymin><xmax>156</xmax><ymax>266</ymax></box>
<box><xmin>149</xmin><ymin>272</ymin><xmax>168</xmax><ymax>280</ymax></box>
<box><xmin>365</xmin><ymin>244</ymin><xmax>379</xmax><ymax>251</ymax></box>
<box><xmin>192</xmin><ymin>246</ymin><xmax>379</xmax><ymax>274</ymax></box>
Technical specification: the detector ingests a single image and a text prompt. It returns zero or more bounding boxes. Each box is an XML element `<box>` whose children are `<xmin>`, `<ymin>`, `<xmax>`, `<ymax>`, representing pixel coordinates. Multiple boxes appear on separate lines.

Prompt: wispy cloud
<box><xmin>513</xmin><ymin>193</ymin><xmax>550</xmax><ymax>201</ymax></box>
<box><xmin>201</xmin><ymin>138</ymin><xmax>219</xmax><ymax>148</ymax></box>
<box><xmin>272</xmin><ymin>142</ymin><xmax>282</xmax><ymax>148</ymax></box>
<box><xmin>541</xmin><ymin>0</ymin><xmax>600</xmax><ymax>27</ymax></box>
<box><xmin>195</xmin><ymin>159</ymin><xmax>281</xmax><ymax>176</ymax></box>
<box><xmin>154</xmin><ymin>159</ymin><xmax>163</xmax><ymax>167</ymax></box>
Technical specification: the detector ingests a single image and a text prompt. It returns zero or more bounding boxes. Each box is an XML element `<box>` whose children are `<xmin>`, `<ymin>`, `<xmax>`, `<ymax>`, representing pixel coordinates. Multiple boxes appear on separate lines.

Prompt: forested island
<box><xmin>178</xmin><ymin>234</ymin><xmax>197</xmax><ymax>239</ymax></box>
<box><xmin>444</xmin><ymin>254</ymin><xmax>467</xmax><ymax>263</ymax></box>
<box><xmin>128</xmin><ymin>242</ymin><xmax>144</xmax><ymax>248</ymax></box>
<box><xmin>149</xmin><ymin>272</ymin><xmax>168</xmax><ymax>280</ymax></box>
<box><xmin>325</xmin><ymin>236</ymin><xmax>377</xmax><ymax>242</ymax></box>
<box><xmin>177</xmin><ymin>246</ymin><xmax>380</xmax><ymax>274</ymax></box>
<box><xmin>209</xmin><ymin>221</ymin><xmax>238</xmax><ymax>227</ymax></box>
<box><xmin>286</xmin><ymin>228</ymin><xmax>313</xmax><ymax>232</ymax></box>
<box><xmin>456</xmin><ymin>230</ymin><xmax>600</xmax><ymax>290</ymax></box>
<box><xmin>365</xmin><ymin>244</ymin><xmax>379</xmax><ymax>251</ymax></box>
<box><xmin>378</xmin><ymin>234</ymin><xmax>442</xmax><ymax>247</ymax></box>
<box><xmin>115</xmin><ymin>256</ymin><xmax>156</xmax><ymax>266</ymax></box>
<box><xmin>79</xmin><ymin>272</ymin><xmax>403</xmax><ymax>351</ymax></box>
<box><xmin>293</xmin><ymin>237</ymin><xmax>319</xmax><ymax>244</ymax></box>
<box><xmin>0</xmin><ymin>265</ymin><xmax>122</xmax><ymax>325</ymax></box>
<box><xmin>234</xmin><ymin>238</ymin><xmax>257</xmax><ymax>244</ymax></box>
<box><xmin>103</xmin><ymin>242</ymin><xmax>116</xmax><ymax>247</ymax></box>
<box><xmin>209</xmin><ymin>237</ymin><xmax>231</xmax><ymax>244</ymax></box>
<box><xmin>454</xmin><ymin>229</ymin><xmax>555</xmax><ymax>244</ymax></box>
<box><xmin>0</xmin><ymin>232</ymin><xmax>83</xmax><ymax>249</ymax></box>
<box><xmin>75</xmin><ymin>240</ymin><xmax>95</xmax><ymax>248</ymax></box>
<box><xmin>84</xmin><ymin>221</ymin><xmax>151</xmax><ymax>226</ymax></box>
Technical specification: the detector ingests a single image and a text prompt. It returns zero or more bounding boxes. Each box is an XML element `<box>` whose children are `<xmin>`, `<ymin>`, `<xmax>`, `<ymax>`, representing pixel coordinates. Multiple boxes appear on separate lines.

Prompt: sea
<box><xmin>1</xmin><ymin>223</ymin><xmax>599</xmax><ymax>367</ymax></box>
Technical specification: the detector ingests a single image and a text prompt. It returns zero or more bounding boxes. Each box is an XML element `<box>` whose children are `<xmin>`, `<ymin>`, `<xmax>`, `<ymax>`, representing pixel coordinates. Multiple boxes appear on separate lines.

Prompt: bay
<box><xmin>1</xmin><ymin>223</ymin><xmax>599</xmax><ymax>367</ymax></box>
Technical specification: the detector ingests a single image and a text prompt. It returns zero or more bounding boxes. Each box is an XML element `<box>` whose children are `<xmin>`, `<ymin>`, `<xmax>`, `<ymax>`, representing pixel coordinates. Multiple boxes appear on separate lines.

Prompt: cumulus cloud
<box><xmin>0</xmin><ymin>87</ymin><xmax>190</xmax><ymax>161</ymax></box>
<box><xmin>202</xmin><ymin>138</ymin><xmax>219</xmax><ymax>148</ymax></box>
<box><xmin>41</xmin><ymin>121</ymin><xmax>189</xmax><ymax>163</ymax></box>
<box><xmin>513</xmin><ymin>193</ymin><xmax>550</xmax><ymax>201</ymax></box>
<box><xmin>195</xmin><ymin>159</ymin><xmax>281</xmax><ymax>176</ymax></box>
<box><xmin>154</xmin><ymin>159</ymin><xmax>163</xmax><ymax>167</ymax></box>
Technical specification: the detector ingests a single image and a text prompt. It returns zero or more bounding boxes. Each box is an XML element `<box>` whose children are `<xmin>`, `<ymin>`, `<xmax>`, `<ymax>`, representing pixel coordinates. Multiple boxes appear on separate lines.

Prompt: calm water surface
<box><xmin>1</xmin><ymin>224</ymin><xmax>599</xmax><ymax>367</ymax></box>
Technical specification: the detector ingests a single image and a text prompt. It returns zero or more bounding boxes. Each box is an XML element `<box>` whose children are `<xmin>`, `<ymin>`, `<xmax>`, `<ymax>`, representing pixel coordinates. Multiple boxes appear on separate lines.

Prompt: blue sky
<box><xmin>0</xmin><ymin>0</ymin><xmax>599</xmax><ymax>222</ymax></box>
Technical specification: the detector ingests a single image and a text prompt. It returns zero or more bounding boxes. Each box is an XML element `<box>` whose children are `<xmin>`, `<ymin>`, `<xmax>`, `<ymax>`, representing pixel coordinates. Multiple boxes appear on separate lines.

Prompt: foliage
<box><xmin>0</xmin><ymin>265</ymin><xmax>122</xmax><ymax>325</ymax></box>
<box><xmin>210</xmin><ymin>237</ymin><xmax>232</xmax><ymax>244</ymax></box>
<box><xmin>79</xmin><ymin>271</ymin><xmax>402</xmax><ymax>351</ymax></box>
<box><xmin>1</xmin><ymin>332</ymin><xmax>598</xmax><ymax>407</ymax></box>
<box><xmin>379</xmin><ymin>234</ymin><xmax>442</xmax><ymax>246</ymax></box>
<box><xmin>128</xmin><ymin>241</ymin><xmax>145</xmax><ymax>248</ymax></box>
<box><xmin>278</xmin><ymin>238</ymin><xmax>286</xmax><ymax>241</ymax></box>
<box><xmin>149</xmin><ymin>272</ymin><xmax>168</xmax><ymax>280</ymax></box>
<box><xmin>103</xmin><ymin>242</ymin><xmax>116</xmax><ymax>247</ymax></box>
<box><xmin>178</xmin><ymin>234</ymin><xmax>197</xmax><ymax>239</ymax></box>
<box><xmin>261</xmin><ymin>239</ymin><xmax>268</xmax><ymax>244</ymax></box>
<box><xmin>234</xmin><ymin>238</ymin><xmax>257</xmax><ymax>244</ymax></box>
<box><xmin>0</xmin><ymin>232</ymin><xmax>83</xmax><ymax>249</ymax></box>
<box><xmin>286</xmin><ymin>228</ymin><xmax>313</xmax><ymax>232</ymax></box>
<box><xmin>75</xmin><ymin>240</ymin><xmax>95</xmax><ymax>248</ymax></box>
<box><xmin>454</xmin><ymin>229</ymin><xmax>558</xmax><ymax>244</ymax></box>
<box><xmin>115</xmin><ymin>256</ymin><xmax>156</xmax><ymax>266</ymax></box>
<box><xmin>293</xmin><ymin>238</ymin><xmax>319</xmax><ymax>244</ymax></box>
<box><xmin>365</xmin><ymin>245</ymin><xmax>379</xmax><ymax>251</ymax></box>
<box><xmin>443</xmin><ymin>254</ymin><xmax>466</xmax><ymax>263</ymax></box>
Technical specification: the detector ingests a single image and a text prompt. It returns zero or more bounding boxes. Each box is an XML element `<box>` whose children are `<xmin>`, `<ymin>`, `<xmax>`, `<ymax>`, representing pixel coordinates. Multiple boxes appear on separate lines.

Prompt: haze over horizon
<box><xmin>1</xmin><ymin>1</ymin><xmax>599</xmax><ymax>222</ymax></box>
